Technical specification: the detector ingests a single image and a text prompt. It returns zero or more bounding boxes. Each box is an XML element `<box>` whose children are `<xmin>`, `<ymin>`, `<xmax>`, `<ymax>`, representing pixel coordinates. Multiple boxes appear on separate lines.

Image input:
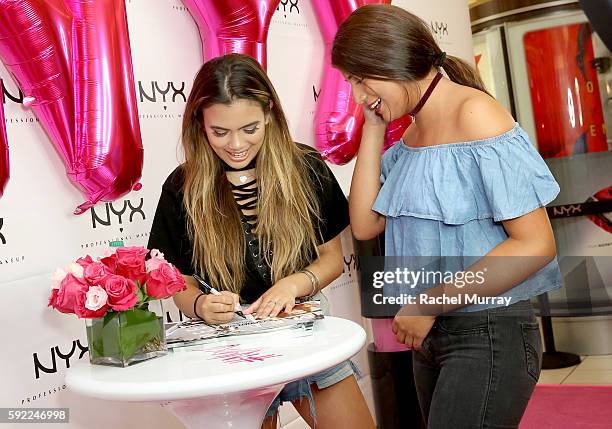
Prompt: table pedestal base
<box><xmin>164</xmin><ymin>385</ymin><xmax>284</xmax><ymax>429</ymax></box>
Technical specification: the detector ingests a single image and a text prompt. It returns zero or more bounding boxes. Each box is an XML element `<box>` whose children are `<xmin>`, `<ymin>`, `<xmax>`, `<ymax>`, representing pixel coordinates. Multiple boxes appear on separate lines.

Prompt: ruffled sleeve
<box><xmin>372</xmin><ymin>124</ymin><xmax>560</xmax><ymax>224</ymax></box>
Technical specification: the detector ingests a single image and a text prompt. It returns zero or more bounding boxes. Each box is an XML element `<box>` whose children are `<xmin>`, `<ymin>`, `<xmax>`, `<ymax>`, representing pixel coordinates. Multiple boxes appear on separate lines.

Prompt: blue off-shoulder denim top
<box><xmin>372</xmin><ymin>123</ymin><xmax>563</xmax><ymax>312</ymax></box>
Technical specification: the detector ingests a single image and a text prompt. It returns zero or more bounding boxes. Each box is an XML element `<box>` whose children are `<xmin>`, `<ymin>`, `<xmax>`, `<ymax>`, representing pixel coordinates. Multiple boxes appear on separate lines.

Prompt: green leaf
<box><xmin>86</xmin><ymin>308</ymin><xmax>162</xmax><ymax>365</ymax></box>
<box><xmin>135</xmin><ymin>285</ymin><xmax>145</xmax><ymax>304</ymax></box>
<box><xmin>116</xmin><ymin>308</ymin><xmax>160</xmax><ymax>360</ymax></box>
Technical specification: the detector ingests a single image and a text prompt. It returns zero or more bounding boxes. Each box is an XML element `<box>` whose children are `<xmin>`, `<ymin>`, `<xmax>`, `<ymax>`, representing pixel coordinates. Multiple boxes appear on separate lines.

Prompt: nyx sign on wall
<box><xmin>0</xmin><ymin>217</ymin><xmax>25</xmax><ymax>265</ymax></box>
<box><xmin>0</xmin><ymin>217</ymin><xmax>5</xmax><ymax>244</ymax></box>
<box><xmin>430</xmin><ymin>20</ymin><xmax>450</xmax><ymax>44</ymax></box>
<box><xmin>1</xmin><ymin>80</ymin><xmax>23</xmax><ymax>105</ymax></box>
<box><xmin>33</xmin><ymin>339</ymin><xmax>88</xmax><ymax>380</ymax></box>
<box><xmin>2</xmin><ymin>79</ymin><xmax>39</xmax><ymax>124</ymax></box>
<box><xmin>343</xmin><ymin>253</ymin><xmax>358</xmax><ymax>277</ymax></box>
<box><xmin>21</xmin><ymin>384</ymin><xmax>67</xmax><ymax>406</ymax></box>
<box><xmin>90</xmin><ymin>198</ymin><xmax>146</xmax><ymax>232</ymax></box>
<box><xmin>313</xmin><ymin>85</ymin><xmax>321</xmax><ymax>102</ymax></box>
<box><xmin>272</xmin><ymin>0</ymin><xmax>306</xmax><ymax>29</ymax></box>
<box><xmin>277</xmin><ymin>0</ymin><xmax>300</xmax><ymax>18</ymax></box>
<box><xmin>138</xmin><ymin>80</ymin><xmax>187</xmax><ymax>107</ymax></box>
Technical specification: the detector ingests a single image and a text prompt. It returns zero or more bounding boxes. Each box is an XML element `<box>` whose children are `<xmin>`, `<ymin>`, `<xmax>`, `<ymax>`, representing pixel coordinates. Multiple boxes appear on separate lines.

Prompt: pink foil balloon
<box><xmin>385</xmin><ymin>113</ymin><xmax>413</xmax><ymax>147</ymax></box>
<box><xmin>182</xmin><ymin>0</ymin><xmax>281</xmax><ymax>68</ymax></box>
<box><xmin>0</xmin><ymin>0</ymin><xmax>143</xmax><ymax>214</ymax></box>
<box><xmin>0</xmin><ymin>79</ymin><xmax>8</xmax><ymax>197</ymax></box>
<box><xmin>312</xmin><ymin>0</ymin><xmax>394</xmax><ymax>165</ymax></box>
<box><xmin>64</xmin><ymin>0</ymin><xmax>143</xmax><ymax>214</ymax></box>
<box><xmin>0</xmin><ymin>0</ymin><xmax>75</xmax><ymax>170</ymax></box>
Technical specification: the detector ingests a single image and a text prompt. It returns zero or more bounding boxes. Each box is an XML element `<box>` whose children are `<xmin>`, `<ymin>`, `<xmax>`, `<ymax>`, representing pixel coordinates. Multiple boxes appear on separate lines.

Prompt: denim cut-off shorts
<box><xmin>264</xmin><ymin>293</ymin><xmax>361</xmax><ymax>422</ymax></box>
<box><xmin>265</xmin><ymin>359</ymin><xmax>360</xmax><ymax>422</ymax></box>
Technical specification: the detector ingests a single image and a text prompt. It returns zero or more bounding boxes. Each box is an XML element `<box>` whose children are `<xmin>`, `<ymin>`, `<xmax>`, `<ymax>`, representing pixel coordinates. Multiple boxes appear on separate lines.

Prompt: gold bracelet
<box><xmin>299</xmin><ymin>269</ymin><xmax>319</xmax><ymax>297</ymax></box>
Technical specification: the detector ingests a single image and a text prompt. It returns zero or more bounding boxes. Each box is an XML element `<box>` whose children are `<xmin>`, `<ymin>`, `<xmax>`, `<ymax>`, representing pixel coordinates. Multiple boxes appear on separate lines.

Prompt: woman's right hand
<box><xmin>196</xmin><ymin>291</ymin><xmax>240</xmax><ymax>324</ymax></box>
<box><xmin>362</xmin><ymin>102</ymin><xmax>388</xmax><ymax>128</ymax></box>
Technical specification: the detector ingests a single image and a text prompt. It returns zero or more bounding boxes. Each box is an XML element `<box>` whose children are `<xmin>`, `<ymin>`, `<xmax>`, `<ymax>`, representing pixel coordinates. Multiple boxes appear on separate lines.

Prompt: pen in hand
<box><xmin>192</xmin><ymin>274</ymin><xmax>247</xmax><ymax>319</ymax></box>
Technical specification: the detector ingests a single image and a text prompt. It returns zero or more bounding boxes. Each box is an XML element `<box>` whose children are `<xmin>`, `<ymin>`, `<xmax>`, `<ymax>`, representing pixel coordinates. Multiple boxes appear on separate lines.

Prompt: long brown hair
<box><xmin>181</xmin><ymin>54</ymin><xmax>320</xmax><ymax>292</ymax></box>
<box><xmin>331</xmin><ymin>4</ymin><xmax>488</xmax><ymax>93</ymax></box>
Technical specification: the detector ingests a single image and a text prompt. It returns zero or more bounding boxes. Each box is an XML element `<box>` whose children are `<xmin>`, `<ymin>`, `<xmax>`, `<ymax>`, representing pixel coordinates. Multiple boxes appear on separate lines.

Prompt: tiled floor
<box><xmin>538</xmin><ymin>355</ymin><xmax>612</xmax><ymax>385</ymax></box>
<box><xmin>279</xmin><ymin>359</ymin><xmax>612</xmax><ymax>428</ymax></box>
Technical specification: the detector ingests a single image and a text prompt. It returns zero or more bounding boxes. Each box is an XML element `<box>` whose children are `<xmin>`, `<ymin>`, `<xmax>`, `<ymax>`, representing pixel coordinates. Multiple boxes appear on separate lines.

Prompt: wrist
<box><xmin>360</xmin><ymin>125</ymin><xmax>387</xmax><ymax>148</ymax></box>
<box><xmin>362</xmin><ymin>121</ymin><xmax>387</xmax><ymax>133</ymax></box>
<box><xmin>275</xmin><ymin>277</ymin><xmax>301</xmax><ymax>297</ymax></box>
<box><xmin>288</xmin><ymin>277</ymin><xmax>305</xmax><ymax>297</ymax></box>
<box><xmin>193</xmin><ymin>293</ymin><xmax>206</xmax><ymax>321</ymax></box>
<box><xmin>298</xmin><ymin>269</ymin><xmax>319</xmax><ymax>297</ymax></box>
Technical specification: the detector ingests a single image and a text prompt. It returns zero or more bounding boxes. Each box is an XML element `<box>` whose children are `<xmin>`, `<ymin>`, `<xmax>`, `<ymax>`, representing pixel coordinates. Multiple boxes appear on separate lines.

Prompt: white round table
<box><xmin>65</xmin><ymin>317</ymin><xmax>366</xmax><ymax>429</ymax></box>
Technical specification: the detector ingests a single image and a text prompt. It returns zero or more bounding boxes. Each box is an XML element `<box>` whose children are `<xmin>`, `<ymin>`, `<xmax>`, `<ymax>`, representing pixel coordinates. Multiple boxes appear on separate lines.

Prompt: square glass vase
<box><xmin>85</xmin><ymin>300</ymin><xmax>167</xmax><ymax>367</ymax></box>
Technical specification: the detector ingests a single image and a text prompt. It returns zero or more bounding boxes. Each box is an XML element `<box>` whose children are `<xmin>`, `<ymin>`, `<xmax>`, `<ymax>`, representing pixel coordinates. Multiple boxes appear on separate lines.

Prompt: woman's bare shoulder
<box><xmin>453</xmin><ymin>88</ymin><xmax>516</xmax><ymax>141</ymax></box>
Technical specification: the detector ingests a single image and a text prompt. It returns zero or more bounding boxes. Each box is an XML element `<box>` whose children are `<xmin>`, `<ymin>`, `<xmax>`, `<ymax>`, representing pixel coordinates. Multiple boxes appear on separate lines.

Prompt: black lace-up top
<box><xmin>230</xmin><ymin>178</ymin><xmax>258</xmax><ymax>228</ymax></box>
<box><xmin>147</xmin><ymin>144</ymin><xmax>349</xmax><ymax>303</ymax></box>
<box><xmin>229</xmin><ymin>177</ymin><xmax>273</xmax><ymax>284</ymax></box>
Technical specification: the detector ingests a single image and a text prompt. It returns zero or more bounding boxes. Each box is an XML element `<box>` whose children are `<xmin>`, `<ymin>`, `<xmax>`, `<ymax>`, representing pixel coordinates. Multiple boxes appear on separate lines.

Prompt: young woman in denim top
<box><xmin>332</xmin><ymin>5</ymin><xmax>563</xmax><ymax>428</ymax></box>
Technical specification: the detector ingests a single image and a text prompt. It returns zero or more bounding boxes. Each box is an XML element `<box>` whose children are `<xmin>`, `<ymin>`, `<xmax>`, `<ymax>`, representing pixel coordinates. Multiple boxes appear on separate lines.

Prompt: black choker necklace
<box><xmin>222</xmin><ymin>155</ymin><xmax>257</xmax><ymax>172</ymax></box>
<box><xmin>408</xmin><ymin>71</ymin><xmax>443</xmax><ymax>122</ymax></box>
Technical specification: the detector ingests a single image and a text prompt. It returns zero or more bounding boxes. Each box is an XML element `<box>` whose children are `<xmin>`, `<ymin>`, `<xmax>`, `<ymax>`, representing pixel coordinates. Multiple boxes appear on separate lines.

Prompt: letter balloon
<box><xmin>313</xmin><ymin>0</ymin><xmax>413</xmax><ymax>165</ymax></box>
<box><xmin>182</xmin><ymin>0</ymin><xmax>281</xmax><ymax>68</ymax></box>
<box><xmin>0</xmin><ymin>0</ymin><xmax>143</xmax><ymax>214</ymax></box>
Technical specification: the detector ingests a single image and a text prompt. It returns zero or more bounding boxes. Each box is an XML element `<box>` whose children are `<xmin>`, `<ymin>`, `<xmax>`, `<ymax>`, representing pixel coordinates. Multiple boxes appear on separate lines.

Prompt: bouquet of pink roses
<box><xmin>49</xmin><ymin>246</ymin><xmax>187</xmax><ymax>366</ymax></box>
<box><xmin>49</xmin><ymin>246</ymin><xmax>186</xmax><ymax>318</ymax></box>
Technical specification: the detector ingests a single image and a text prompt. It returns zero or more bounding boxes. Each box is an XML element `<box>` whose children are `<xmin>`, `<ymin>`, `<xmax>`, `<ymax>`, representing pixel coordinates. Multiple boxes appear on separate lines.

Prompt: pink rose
<box><xmin>115</xmin><ymin>246</ymin><xmax>148</xmax><ymax>285</ymax></box>
<box><xmin>66</xmin><ymin>262</ymin><xmax>84</xmax><ymax>278</ymax></box>
<box><xmin>75</xmin><ymin>285</ymin><xmax>109</xmax><ymax>318</ymax></box>
<box><xmin>48</xmin><ymin>274</ymin><xmax>87</xmax><ymax>314</ymax></box>
<box><xmin>76</xmin><ymin>255</ymin><xmax>94</xmax><ymax>268</ymax></box>
<box><xmin>100</xmin><ymin>247</ymin><xmax>118</xmax><ymax>272</ymax></box>
<box><xmin>145</xmin><ymin>249</ymin><xmax>166</xmax><ymax>272</ymax></box>
<box><xmin>146</xmin><ymin>263</ymin><xmax>187</xmax><ymax>299</ymax></box>
<box><xmin>83</xmin><ymin>262</ymin><xmax>112</xmax><ymax>286</ymax></box>
<box><xmin>103</xmin><ymin>275</ymin><xmax>138</xmax><ymax>311</ymax></box>
<box><xmin>48</xmin><ymin>289</ymin><xmax>59</xmax><ymax>308</ymax></box>
<box><xmin>51</xmin><ymin>268</ymin><xmax>68</xmax><ymax>289</ymax></box>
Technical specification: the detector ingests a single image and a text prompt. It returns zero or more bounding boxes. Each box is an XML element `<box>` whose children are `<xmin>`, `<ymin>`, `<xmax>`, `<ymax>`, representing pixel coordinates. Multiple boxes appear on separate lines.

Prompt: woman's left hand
<box><xmin>392</xmin><ymin>315</ymin><xmax>436</xmax><ymax>351</ymax></box>
<box><xmin>244</xmin><ymin>278</ymin><xmax>299</xmax><ymax>319</ymax></box>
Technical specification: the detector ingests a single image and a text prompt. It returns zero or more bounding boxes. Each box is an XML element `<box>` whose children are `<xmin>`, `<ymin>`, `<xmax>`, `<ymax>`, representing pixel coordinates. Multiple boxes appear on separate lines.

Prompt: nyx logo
<box><xmin>552</xmin><ymin>204</ymin><xmax>582</xmax><ymax>217</ymax></box>
<box><xmin>277</xmin><ymin>0</ymin><xmax>300</xmax><ymax>17</ymax></box>
<box><xmin>313</xmin><ymin>85</ymin><xmax>321</xmax><ymax>102</ymax></box>
<box><xmin>343</xmin><ymin>254</ymin><xmax>358</xmax><ymax>276</ymax></box>
<box><xmin>430</xmin><ymin>21</ymin><xmax>449</xmax><ymax>36</ymax></box>
<box><xmin>138</xmin><ymin>81</ymin><xmax>187</xmax><ymax>109</ymax></box>
<box><xmin>2</xmin><ymin>80</ymin><xmax>24</xmax><ymax>104</ymax></box>
<box><xmin>0</xmin><ymin>218</ymin><xmax>5</xmax><ymax>244</ymax></box>
<box><xmin>90</xmin><ymin>198</ymin><xmax>146</xmax><ymax>231</ymax></box>
<box><xmin>33</xmin><ymin>340</ymin><xmax>88</xmax><ymax>379</ymax></box>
